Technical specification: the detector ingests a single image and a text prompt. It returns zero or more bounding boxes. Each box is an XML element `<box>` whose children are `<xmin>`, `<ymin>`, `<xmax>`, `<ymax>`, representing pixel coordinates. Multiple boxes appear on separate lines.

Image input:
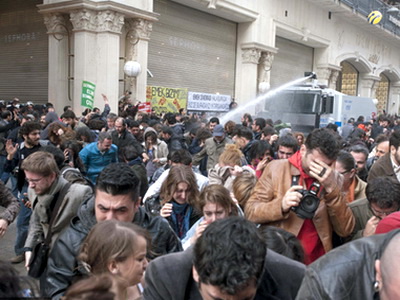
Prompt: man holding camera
<box><xmin>245</xmin><ymin>128</ymin><xmax>354</xmax><ymax>264</ymax></box>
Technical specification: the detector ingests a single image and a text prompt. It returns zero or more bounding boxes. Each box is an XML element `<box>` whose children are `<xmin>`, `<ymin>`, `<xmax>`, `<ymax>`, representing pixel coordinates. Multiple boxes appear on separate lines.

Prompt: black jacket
<box><xmin>144</xmin><ymin>247</ymin><xmax>305</xmax><ymax>300</ymax></box>
<box><xmin>296</xmin><ymin>229</ymin><xmax>400</xmax><ymax>300</ymax></box>
<box><xmin>42</xmin><ymin>197</ymin><xmax>182</xmax><ymax>299</ymax></box>
<box><xmin>111</xmin><ymin>129</ymin><xmax>144</xmax><ymax>157</ymax></box>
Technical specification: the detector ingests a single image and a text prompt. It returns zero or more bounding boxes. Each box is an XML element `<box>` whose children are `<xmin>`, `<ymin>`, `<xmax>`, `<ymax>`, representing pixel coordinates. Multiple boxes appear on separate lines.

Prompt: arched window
<box><xmin>336</xmin><ymin>61</ymin><xmax>359</xmax><ymax>96</ymax></box>
<box><xmin>376</xmin><ymin>73</ymin><xmax>390</xmax><ymax>113</ymax></box>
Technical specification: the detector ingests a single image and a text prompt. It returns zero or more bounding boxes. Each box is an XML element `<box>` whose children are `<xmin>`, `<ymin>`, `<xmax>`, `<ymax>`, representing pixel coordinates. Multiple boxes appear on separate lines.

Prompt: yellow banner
<box><xmin>146</xmin><ymin>86</ymin><xmax>188</xmax><ymax>114</ymax></box>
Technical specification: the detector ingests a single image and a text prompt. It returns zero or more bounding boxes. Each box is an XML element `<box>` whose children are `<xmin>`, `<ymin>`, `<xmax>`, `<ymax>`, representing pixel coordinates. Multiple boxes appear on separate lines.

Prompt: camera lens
<box><xmin>301</xmin><ymin>195</ymin><xmax>319</xmax><ymax>212</ymax></box>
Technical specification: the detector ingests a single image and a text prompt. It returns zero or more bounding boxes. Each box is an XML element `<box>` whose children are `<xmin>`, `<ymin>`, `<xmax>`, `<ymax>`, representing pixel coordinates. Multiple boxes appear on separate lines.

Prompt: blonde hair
<box><xmin>232</xmin><ymin>172</ymin><xmax>257</xmax><ymax>209</ymax></box>
<box><xmin>219</xmin><ymin>144</ymin><xmax>243</xmax><ymax>166</ymax></box>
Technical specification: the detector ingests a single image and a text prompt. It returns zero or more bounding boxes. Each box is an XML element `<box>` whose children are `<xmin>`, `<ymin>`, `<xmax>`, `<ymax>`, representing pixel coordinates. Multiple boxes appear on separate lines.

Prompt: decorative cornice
<box><xmin>242</xmin><ymin>48</ymin><xmax>261</xmax><ymax>64</ymax></box>
<box><xmin>259</xmin><ymin>52</ymin><xmax>274</xmax><ymax>69</ymax></box>
<box><xmin>38</xmin><ymin>0</ymin><xmax>158</xmax><ymax>22</ymax></box>
<box><xmin>126</xmin><ymin>18</ymin><xmax>153</xmax><ymax>41</ymax></box>
<box><xmin>241</xmin><ymin>42</ymin><xmax>278</xmax><ymax>54</ymax></box>
<box><xmin>70</xmin><ymin>9</ymin><xmax>124</xmax><ymax>33</ymax></box>
<box><xmin>43</xmin><ymin>13</ymin><xmax>69</xmax><ymax>35</ymax></box>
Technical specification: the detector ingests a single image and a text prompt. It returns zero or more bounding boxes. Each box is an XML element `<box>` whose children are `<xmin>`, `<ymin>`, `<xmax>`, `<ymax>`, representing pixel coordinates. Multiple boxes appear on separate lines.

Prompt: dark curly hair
<box><xmin>193</xmin><ymin>217</ymin><xmax>266</xmax><ymax>295</ymax></box>
<box><xmin>95</xmin><ymin>163</ymin><xmax>140</xmax><ymax>204</ymax></box>
<box><xmin>305</xmin><ymin>128</ymin><xmax>340</xmax><ymax>160</ymax></box>
<box><xmin>367</xmin><ymin>177</ymin><xmax>400</xmax><ymax>209</ymax></box>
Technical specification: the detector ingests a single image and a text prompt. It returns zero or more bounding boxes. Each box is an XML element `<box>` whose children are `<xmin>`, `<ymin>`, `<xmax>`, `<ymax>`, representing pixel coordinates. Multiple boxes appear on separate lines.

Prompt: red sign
<box><xmin>138</xmin><ymin>102</ymin><xmax>151</xmax><ymax>113</ymax></box>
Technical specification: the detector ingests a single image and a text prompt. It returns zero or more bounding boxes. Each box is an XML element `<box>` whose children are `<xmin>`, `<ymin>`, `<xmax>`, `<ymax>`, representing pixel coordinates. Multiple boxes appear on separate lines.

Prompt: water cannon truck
<box><xmin>257</xmin><ymin>84</ymin><xmax>377</xmax><ymax>134</ymax></box>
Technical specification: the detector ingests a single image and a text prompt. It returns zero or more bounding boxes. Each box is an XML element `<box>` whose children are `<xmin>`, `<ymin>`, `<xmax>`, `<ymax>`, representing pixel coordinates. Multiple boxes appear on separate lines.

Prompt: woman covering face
<box><xmin>159</xmin><ymin>165</ymin><xmax>201</xmax><ymax>239</ymax></box>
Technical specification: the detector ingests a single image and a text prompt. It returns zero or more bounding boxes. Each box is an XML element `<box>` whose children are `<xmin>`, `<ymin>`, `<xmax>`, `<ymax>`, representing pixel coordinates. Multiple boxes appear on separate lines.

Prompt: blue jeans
<box><xmin>14</xmin><ymin>183</ymin><xmax>31</xmax><ymax>256</ymax></box>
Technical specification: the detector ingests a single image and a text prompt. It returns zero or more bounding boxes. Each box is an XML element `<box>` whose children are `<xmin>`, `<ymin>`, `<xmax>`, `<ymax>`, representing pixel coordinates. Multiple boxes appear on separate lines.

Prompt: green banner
<box><xmin>81</xmin><ymin>80</ymin><xmax>96</xmax><ymax>109</ymax></box>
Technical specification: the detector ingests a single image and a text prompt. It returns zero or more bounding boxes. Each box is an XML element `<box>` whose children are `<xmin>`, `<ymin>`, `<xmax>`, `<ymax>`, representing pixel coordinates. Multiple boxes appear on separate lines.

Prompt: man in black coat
<box><xmin>144</xmin><ymin>217</ymin><xmax>305</xmax><ymax>300</ymax></box>
<box><xmin>42</xmin><ymin>163</ymin><xmax>182</xmax><ymax>299</ymax></box>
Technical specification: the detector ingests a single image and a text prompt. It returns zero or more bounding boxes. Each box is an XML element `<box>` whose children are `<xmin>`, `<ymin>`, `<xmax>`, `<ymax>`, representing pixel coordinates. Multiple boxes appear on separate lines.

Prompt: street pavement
<box><xmin>0</xmin><ymin>206</ymin><xmax>28</xmax><ymax>276</ymax></box>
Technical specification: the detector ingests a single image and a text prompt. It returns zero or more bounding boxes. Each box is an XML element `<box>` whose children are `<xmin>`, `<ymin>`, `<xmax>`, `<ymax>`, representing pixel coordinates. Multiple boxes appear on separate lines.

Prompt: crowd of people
<box><xmin>1</xmin><ymin>96</ymin><xmax>400</xmax><ymax>299</ymax></box>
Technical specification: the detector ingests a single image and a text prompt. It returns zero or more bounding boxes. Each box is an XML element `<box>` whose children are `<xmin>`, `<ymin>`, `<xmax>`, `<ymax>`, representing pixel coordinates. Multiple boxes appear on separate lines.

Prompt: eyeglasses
<box><xmin>339</xmin><ymin>170</ymin><xmax>351</xmax><ymax>175</ymax></box>
<box><xmin>369</xmin><ymin>204</ymin><xmax>399</xmax><ymax>219</ymax></box>
<box><xmin>26</xmin><ymin>177</ymin><xmax>44</xmax><ymax>184</ymax></box>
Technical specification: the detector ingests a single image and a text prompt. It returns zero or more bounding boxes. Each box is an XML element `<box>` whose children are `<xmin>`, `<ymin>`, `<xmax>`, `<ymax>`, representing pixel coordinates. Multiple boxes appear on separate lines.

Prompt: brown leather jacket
<box><xmin>245</xmin><ymin>159</ymin><xmax>355</xmax><ymax>252</ymax></box>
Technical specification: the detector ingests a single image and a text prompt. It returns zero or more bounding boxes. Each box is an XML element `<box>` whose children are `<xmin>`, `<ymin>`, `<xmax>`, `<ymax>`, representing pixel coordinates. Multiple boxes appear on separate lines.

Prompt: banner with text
<box><xmin>81</xmin><ymin>81</ymin><xmax>95</xmax><ymax>109</ymax></box>
<box><xmin>138</xmin><ymin>102</ymin><xmax>152</xmax><ymax>113</ymax></box>
<box><xmin>146</xmin><ymin>86</ymin><xmax>188</xmax><ymax>114</ymax></box>
<box><xmin>187</xmin><ymin>92</ymin><xmax>231</xmax><ymax>112</ymax></box>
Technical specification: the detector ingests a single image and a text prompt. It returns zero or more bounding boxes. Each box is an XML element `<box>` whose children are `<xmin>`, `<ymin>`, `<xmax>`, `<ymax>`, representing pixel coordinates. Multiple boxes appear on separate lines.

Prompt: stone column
<box><xmin>316</xmin><ymin>64</ymin><xmax>341</xmax><ymax>88</ymax></box>
<box><xmin>359</xmin><ymin>74</ymin><xmax>381</xmax><ymax>98</ymax></box>
<box><xmin>125</xmin><ymin>18</ymin><xmax>153</xmax><ymax>103</ymax></box>
<box><xmin>258</xmin><ymin>51</ymin><xmax>274</xmax><ymax>94</ymax></box>
<box><xmin>240</xmin><ymin>45</ymin><xmax>260</xmax><ymax>115</ymax></box>
<box><xmin>43</xmin><ymin>13</ymin><xmax>70</xmax><ymax>113</ymax></box>
<box><xmin>70</xmin><ymin>9</ymin><xmax>124</xmax><ymax>114</ymax></box>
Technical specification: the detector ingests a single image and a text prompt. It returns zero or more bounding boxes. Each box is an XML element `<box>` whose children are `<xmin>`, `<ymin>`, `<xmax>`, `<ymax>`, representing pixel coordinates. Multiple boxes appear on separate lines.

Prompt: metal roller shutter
<box><xmin>148</xmin><ymin>0</ymin><xmax>236</xmax><ymax>96</ymax></box>
<box><xmin>270</xmin><ymin>37</ymin><xmax>314</xmax><ymax>89</ymax></box>
<box><xmin>0</xmin><ymin>0</ymin><xmax>48</xmax><ymax>103</ymax></box>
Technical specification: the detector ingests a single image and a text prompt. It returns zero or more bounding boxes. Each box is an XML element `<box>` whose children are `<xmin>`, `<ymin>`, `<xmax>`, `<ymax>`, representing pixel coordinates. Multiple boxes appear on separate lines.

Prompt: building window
<box><xmin>376</xmin><ymin>73</ymin><xmax>390</xmax><ymax>113</ymax></box>
<box><xmin>336</xmin><ymin>61</ymin><xmax>358</xmax><ymax>96</ymax></box>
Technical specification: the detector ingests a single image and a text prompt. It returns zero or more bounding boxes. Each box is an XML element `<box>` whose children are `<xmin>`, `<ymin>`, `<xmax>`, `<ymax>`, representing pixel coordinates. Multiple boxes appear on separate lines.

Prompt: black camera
<box><xmin>291</xmin><ymin>182</ymin><xmax>321</xmax><ymax>219</ymax></box>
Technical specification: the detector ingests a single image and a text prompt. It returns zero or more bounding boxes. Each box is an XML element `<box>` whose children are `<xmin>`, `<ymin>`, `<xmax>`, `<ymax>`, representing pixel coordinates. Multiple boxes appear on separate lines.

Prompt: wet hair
<box><xmin>106</xmin><ymin>113</ymin><xmax>118</xmax><ymax>121</ymax></box>
<box><xmin>169</xmin><ymin>149</ymin><xmax>192</xmax><ymax>165</ymax></box>
<box><xmin>19</xmin><ymin>121</ymin><xmax>41</xmax><ymax>137</ymax></box>
<box><xmin>305</xmin><ymin>128</ymin><xmax>340</xmax><ymax>160</ymax></box>
<box><xmin>261</xmin><ymin>126</ymin><xmax>277</xmax><ymax>137</ymax></box>
<box><xmin>326</xmin><ymin>123</ymin><xmax>338</xmax><ymax>132</ymax></box>
<box><xmin>193</xmin><ymin>217</ymin><xmax>266</xmax><ymax>295</ymax></box>
<box><xmin>232</xmin><ymin>172</ymin><xmax>257</xmax><ymax>209</ymax></box>
<box><xmin>61</xmin><ymin>110</ymin><xmax>76</xmax><ymax>119</ymax></box>
<box><xmin>336</xmin><ymin>150</ymin><xmax>356</xmax><ymax>173</ymax></box>
<box><xmin>366</xmin><ymin>177</ymin><xmax>400</xmax><ymax>209</ymax></box>
<box><xmin>98</xmin><ymin>131</ymin><xmax>112</xmax><ymax>142</ymax></box>
<box><xmin>248</xmin><ymin>140</ymin><xmax>272</xmax><ymax>162</ymax></box>
<box><xmin>197</xmin><ymin>185</ymin><xmax>238</xmax><ymax>216</ymax></box>
<box><xmin>258</xmin><ymin>226</ymin><xmax>304</xmax><ymax>263</ymax></box>
<box><xmin>277</xmin><ymin>134</ymin><xmax>299</xmax><ymax>152</ymax></box>
<box><xmin>21</xmin><ymin>151</ymin><xmax>60</xmax><ymax>177</ymax></box>
<box><xmin>95</xmin><ymin>163</ymin><xmax>140</xmax><ymax>204</ymax></box>
<box><xmin>127</xmin><ymin>119</ymin><xmax>140</xmax><ymax>129</ymax></box>
<box><xmin>161</xmin><ymin>126</ymin><xmax>173</xmax><ymax>136</ymax></box>
<box><xmin>160</xmin><ymin>165</ymin><xmax>199</xmax><ymax>206</ymax></box>
<box><xmin>234</xmin><ymin>125</ymin><xmax>253</xmax><ymax>141</ymax></box>
<box><xmin>224</xmin><ymin>120</ymin><xmax>236</xmax><ymax>135</ymax></box>
<box><xmin>349</xmin><ymin>144</ymin><xmax>369</xmax><ymax>160</ymax></box>
<box><xmin>219</xmin><ymin>144</ymin><xmax>243</xmax><ymax>166</ymax></box>
<box><xmin>196</xmin><ymin>127</ymin><xmax>212</xmax><ymax>141</ymax></box>
<box><xmin>390</xmin><ymin>130</ymin><xmax>400</xmax><ymax>149</ymax></box>
<box><xmin>79</xmin><ymin>220</ymin><xmax>149</xmax><ymax>276</ymax></box>
<box><xmin>253</xmin><ymin>118</ymin><xmax>266</xmax><ymax>130</ymax></box>
<box><xmin>375</xmin><ymin>134</ymin><xmax>389</xmax><ymax>145</ymax></box>
<box><xmin>209</xmin><ymin>117</ymin><xmax>220</xmax><ymax>124</ymax></box>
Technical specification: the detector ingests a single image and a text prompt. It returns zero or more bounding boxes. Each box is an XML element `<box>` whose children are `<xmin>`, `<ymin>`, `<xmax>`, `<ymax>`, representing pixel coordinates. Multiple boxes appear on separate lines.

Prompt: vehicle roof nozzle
<box><xmin>305</xmin><ymin>72</ymin><xmax>317</xmax><ymax>80</ymax></box>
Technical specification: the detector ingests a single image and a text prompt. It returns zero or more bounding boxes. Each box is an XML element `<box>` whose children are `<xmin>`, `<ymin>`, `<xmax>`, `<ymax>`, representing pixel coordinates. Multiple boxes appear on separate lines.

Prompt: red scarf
<box><xmin>288</xmin><ymin>151</ymin><xmax>325</xmax><ymax>265</ymax></box>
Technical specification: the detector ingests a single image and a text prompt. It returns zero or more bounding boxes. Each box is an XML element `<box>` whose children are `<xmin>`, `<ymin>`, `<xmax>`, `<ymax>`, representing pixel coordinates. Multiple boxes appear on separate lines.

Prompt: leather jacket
<box><xmin>296</xmin><ymin>229</ymin><xmax>400</xmax><ymax>300</ymax></box>
<box><xmin>42</xmin><ymin>197</ymin><xmax>182</xmax><ymax>299</ymax></box>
